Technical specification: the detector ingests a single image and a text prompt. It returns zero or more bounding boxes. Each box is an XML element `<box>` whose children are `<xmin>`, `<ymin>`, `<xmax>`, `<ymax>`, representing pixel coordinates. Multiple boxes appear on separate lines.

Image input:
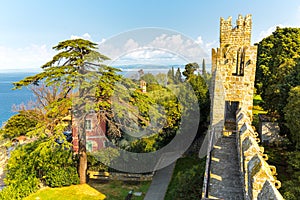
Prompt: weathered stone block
<box><xmin>257</xmin><ymin>180</ymin><xmax>284</xmax><ymax>200</ymax></box>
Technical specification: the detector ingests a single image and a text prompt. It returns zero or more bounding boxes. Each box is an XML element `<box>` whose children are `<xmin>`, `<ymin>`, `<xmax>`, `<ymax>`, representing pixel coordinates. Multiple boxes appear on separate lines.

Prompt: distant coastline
<box><xmin>0</xmin><ymin>64</ymin><xmax>211</xmax><ymax>126</ymax></box>
<box><xmin>0</xmin><ymin>68</ymin><xmax>42</xmax><ymax>73</ymax></box>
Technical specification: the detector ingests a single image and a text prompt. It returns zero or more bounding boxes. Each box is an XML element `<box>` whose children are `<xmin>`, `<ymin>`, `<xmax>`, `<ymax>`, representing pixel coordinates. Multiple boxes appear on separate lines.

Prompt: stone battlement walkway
<box><xmin>207</xmin><ymin>132</ymin><xmax>244</xmax><ymax>200</ymax></box>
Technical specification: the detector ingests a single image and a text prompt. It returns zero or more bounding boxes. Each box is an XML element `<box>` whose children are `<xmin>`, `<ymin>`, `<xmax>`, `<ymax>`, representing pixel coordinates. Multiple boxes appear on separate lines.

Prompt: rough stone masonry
<box><xmin>210</xmin><ymin>14</ymin><xmax>257</xmax><ymax>133</ymax></box>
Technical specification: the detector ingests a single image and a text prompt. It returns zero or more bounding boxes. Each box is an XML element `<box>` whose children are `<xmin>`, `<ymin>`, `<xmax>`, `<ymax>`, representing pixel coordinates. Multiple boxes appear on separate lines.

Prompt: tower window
<box><xmin>233</xmin><ymin>48</ymin><xmax>247</xmax><ymax>76</ymax></box>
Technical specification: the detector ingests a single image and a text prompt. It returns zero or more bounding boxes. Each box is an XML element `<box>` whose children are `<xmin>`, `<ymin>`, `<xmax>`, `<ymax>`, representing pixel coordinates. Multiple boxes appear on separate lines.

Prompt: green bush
<box><xmin>0</xmin><ymin>112</ymin><xmax>37</xmax><ymax>139</ymax></box>
<box><xmin>0</xmin><ymin>186</ymin><xmax>21</xmax><ymax>200</ymax></box>
<box><xmin>45</xmin><ymin>167</ymin><xmax>79</xmax><ymax>187</ymax></box>
<box><xmin>129</xmin><ymin>136</ymin><xmax>156</xmax><ymax>153</ymax></box>
<box><xmin>0</xmin><ymin>175</ymin><xmax>39</xmax><ymax>200</ymax></box>
<box><xmin>166</xmin><ymin>156</ymin><xmax>206</xmax><ymax>200</ymax></box>
<box><xmin>0</xmin><ymin>140</ymin><xmax>79</xmax><ymax>199</ymax></box>
<box><xmin>281</xmin><ymin>151</ymin><xmax>300</xmax><ymax>200</ymax></box>
<box><xmin>168</xmin><ymin>165</ymin><xmax>205</xmax><ymax>200</ymax></box>
<box><xmin>252</xmin><ymin>114</ymin><xmax>260</xmax><ymax>132</ymax></box>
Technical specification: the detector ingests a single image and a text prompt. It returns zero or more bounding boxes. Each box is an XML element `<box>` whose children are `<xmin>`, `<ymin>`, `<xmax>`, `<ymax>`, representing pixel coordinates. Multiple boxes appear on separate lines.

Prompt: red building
<box><xmin>72</xmin><ymin>113</ymin><xmax>108</xmax><ymax>153</ymax></box>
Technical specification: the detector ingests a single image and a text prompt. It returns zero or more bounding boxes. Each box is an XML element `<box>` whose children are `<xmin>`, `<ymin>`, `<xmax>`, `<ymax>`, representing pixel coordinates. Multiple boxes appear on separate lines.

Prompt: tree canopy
<box><xmin>13</xmin><ymin>38</ymin><xmax>114</xmax><ymax>184</ymax></box>
<box><xmin>174</xmin><ymin>68</ymin><xmax>183</xmax><ymax>84</ymax></box>
<box><xmin>284</xmin><ymin>86</ymin><xmax>300</xmax><ymax>150</ymax></box>
<box><xmin>0</xmin><ymin>112</ymin><xmax>37</xmax><ymax>139</ymax></box>
<box><xmin>182</xmin><ymin>62</ymin><xmax>199</xmax><ymax>81</ymax></box>
<box><xmin>183</xmin><ymin>62</ymin><xmax>210</xmax><ymax>133</ymax></box>
<box><xmin>255</xmin><ymin>27</ymin><xmax>300</xmax><ymax>117</ymax></box>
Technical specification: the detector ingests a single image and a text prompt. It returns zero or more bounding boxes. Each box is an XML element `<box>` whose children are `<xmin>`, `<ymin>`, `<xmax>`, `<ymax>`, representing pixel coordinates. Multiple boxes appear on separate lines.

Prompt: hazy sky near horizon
<box><xmin>1</xmin><ymin>0</ymin><xmax>300</xmax><ymax>71</ymax></box>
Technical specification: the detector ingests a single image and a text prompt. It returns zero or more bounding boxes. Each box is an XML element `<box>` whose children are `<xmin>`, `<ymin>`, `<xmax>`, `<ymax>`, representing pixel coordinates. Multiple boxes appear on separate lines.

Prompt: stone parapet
<box><xmin>205</xmin><ymin>14</ymin><xmax>284</xmax><ymax>199</ymax></box>
<box><xmin>236</xmin><ymin>110</ymin><xmax>283</xmax><ymax>200</ymax></box>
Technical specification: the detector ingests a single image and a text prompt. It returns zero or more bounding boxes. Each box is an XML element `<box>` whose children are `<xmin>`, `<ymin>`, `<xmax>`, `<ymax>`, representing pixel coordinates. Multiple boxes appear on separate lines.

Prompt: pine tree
<box><xmin>13</xmin><ymin>38</ymin><xmax>117</xmax><ymax>184</ymax></box>
<box><xmin>182</xmin><ymin>62</ymin><xmax>199</xmax><ymax>80</ymax></box>
<box><xmin>202</xmin><ymin>59</ymin><xmax>207</xmax><ymax>77</ymax></box>
<box><xmin>174</xmin><ymin>67</ymin><xmax>182</xmax><ymax>84</ymax></box>
<box><xmin>167</xmin><ymin>67</ymin><xmax>175</xmax><ymax>84</ymax></box>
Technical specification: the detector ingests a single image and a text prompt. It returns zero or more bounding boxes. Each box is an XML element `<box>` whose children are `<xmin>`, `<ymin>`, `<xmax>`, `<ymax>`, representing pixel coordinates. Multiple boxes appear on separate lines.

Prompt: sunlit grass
<box><xmin>89</xmin><ymin>180</ymin><xmax>151</xmax><ymax>200</ymax></box>
<box><xmin>253</xmin><ymin>94</ymin><xmax>267</xmax><ymax>115</ymax></box>
<box><xmin>24</xmin><ymin>184</ymin><xmax>106</xmax><ymax>200</ymax></box>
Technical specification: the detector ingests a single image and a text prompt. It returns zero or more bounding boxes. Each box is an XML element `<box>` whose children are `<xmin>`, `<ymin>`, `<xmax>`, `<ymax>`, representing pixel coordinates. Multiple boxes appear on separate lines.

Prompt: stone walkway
<box><xmin>144</xmin><ymin>162</ymin><xmax>176</xmax><ymax>200</ymax></box>
<box><xmin>207</xmin><ymin>133</ymin><xmax>244</xmax><ymax>200</ymax></box>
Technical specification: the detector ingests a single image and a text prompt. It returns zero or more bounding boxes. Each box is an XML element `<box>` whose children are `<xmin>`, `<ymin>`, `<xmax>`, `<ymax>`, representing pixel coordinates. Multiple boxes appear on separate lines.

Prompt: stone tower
<box><xmin>210</xmin><ymin>14</ymin><xmax>257</xmax><ymax>132</ymax></box>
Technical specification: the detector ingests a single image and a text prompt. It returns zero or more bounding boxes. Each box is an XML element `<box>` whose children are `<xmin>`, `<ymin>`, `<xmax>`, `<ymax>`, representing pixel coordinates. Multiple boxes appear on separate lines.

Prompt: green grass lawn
<box><xmin>24</xmin><ymin>180</ymin><xmax>150</xmax><ymax>200</ymax></box>
<box><xmin>24</xmin><ymin>184</ymin><xmax>106</xmax><ymax>200</ymax></box>
<box><xmin>253</xmin><ymin>94</ymin><xmax>267</xmax><ymax>115</ymax></box>
<box><xmin>89</xmin><ymin>180</ymin><xmax>151</xmax><ymax>200</ymax></box>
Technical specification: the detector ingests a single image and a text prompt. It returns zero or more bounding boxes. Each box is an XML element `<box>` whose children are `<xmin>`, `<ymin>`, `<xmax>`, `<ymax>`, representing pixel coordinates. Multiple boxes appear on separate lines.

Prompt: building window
<box><xmin>85</xmin><ymin>119</ymin><xmax>92</xmax><ymax>130</ymax></box>
<box><xmin>86</xmin><ymin>140</ymin><xmax>98</xmax><ymax>152</ymax></box>
<box><xmin>87</xmin><ymin>141</ymin><xmax>93</xmax><ymax>152</ymax></box>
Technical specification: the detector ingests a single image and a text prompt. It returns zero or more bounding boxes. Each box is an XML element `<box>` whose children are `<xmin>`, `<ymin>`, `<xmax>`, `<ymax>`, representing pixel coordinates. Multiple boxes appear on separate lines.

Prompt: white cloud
<box><xmin>0</xmin><ymin>44</ymin><xmax>54</xmax><ymax>72</ymax></box>
<box><xmin>149</xmin><ymin>34</ymin><xmax>185</xmax><ymax>51</ymax></box>
<box><xmin>99</xmin><ymin>38</ymin><xmax>106</xmax><ymax>44</ymax></box>
<box><xmin>70</xmin><ymin>33</ymin><xmax>92</xmax><ymax>40</ymax></box>
<box><xmin>195</xmin><ymin>36</ymin><xmax>203</xmax><ymax>45</ymax></box>
<box><xmin>100</xmin><ymin>32</ymin><xmax>214</xmax><ymax>66</ymax></box>
<box><xmin>147</xmin><ymin>34</ymin><xmax>210</xmax><ymax>64</ymax></box>
<box><xmin>124</xmin><ymin>39</ymin><xmax>139</xmax><ymax>51</ymax></box>
<box><xmin>0</xmin><ymin>31</ymin><xmax>216</xmax><ymax>72</ymax></box>
<box><xmin>111</xmin><ymin>48</ymin><xmax>183</xmax><ymax>66</ymax></box>
<box><xmin>0</xmin><ymin>32</ymin><xmax>94</xmax><ymax>72</ymax></box>
<box><xmin>82</xmin><ymin>33</ymin><xmax>91</xmax><ymax>40</ymax></box>
<box><xmin>123</xmin><ymin>49</ymin><xmax>176</xmax><ymax>60</ymax></box>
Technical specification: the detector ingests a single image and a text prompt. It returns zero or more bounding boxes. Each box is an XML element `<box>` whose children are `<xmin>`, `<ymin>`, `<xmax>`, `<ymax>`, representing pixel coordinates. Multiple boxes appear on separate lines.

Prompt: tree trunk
<box><xmin>78</xmin><ymin>113</ymin><xmax>87</xmax><ymax>184</ymax></box>
<box><xmin>79</xmin><ymin>146</ymin><xmax>87</xmax><ymax>184</ymax></box>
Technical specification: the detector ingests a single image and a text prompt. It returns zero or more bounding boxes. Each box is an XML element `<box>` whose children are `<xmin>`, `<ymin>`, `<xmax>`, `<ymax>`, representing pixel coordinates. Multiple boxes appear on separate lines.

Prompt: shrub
<box><xmin>0</xmin><ymin>175</ymin><xmax>39</xmax><ymax>200</ymax></box>
<box><xmin>45</xmin><ymin>167</ymin><xmax>79</xmax><ymax>187</ymax></box>
<box><xmin>0</xmin><ymin>139</ymin><xmax>79</xmax><ymax>199</ymax></box>
<box><xmin>129</xmin><ymin>137</ymin><xmax>156</xmax><ymax>153</ymax></box>
<box><xmin>0</xmin><ymin>112</ymin><xmax>37</xmax><ymax>139</ymax></box>
<box><xmin>168</xmin><ymin>165</ymin><xmax>205</xmax><ymax>200</ymax></box>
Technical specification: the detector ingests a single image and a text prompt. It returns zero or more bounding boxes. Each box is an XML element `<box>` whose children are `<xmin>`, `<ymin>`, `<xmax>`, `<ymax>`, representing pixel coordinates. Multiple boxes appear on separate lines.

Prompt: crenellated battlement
<box><xmin>203</xmin><ymin>14</ymin><xmax>284</xmax><ymax>200</ymax></box>
<box><xmin>220</xmin><ymin>14</ymin><xmax>252</xmax><ymax>48</ymax></box>
<box><xmin>236</xmin><ymin>109</ymin><xmax>283</xmax><ymax>200</ymax></box>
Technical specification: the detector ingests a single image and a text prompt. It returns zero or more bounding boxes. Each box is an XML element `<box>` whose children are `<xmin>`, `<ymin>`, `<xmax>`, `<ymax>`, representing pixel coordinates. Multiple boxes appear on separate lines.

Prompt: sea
<box><xmin>0</xmin><ymin>72</ymin><xmax>35</xmax><ymax>127</ymax></box>
<box><xmin>0</xmin><ymin>64</ymin><xmax>210</xmax><ymax>127</ymax></box>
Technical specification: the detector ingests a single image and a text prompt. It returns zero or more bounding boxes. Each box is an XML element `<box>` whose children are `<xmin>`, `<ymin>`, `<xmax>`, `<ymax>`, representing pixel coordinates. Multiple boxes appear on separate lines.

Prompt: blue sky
<box><xmin>1</xmin><ymin>0</ymin><xmax>300</xmax><ymax>71</ymax></box>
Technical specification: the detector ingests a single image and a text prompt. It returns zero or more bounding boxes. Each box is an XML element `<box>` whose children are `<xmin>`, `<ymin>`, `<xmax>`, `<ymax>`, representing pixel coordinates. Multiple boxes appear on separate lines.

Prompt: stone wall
<box><xmin>258</xmin><ymin>115</ymin><xmax>281</xmax><ymax>144</ymax></box>
<box><xmin>205</xmin><ymin>14</ymin><xmax>284</xmax><ymax>199</ymax></box>
<box><xmin>209</xmin><ymin>67</ymin><xmax>225</xmax><ymax>133</ymax></box>
<box><xmin>210</xmin><ymin>14</ymin><xmax>257</xmax><ymax>132</ymax></box>
<box><xmin>236</xmin><ymin>109</ymin><xmax>283</xmax><ymax>200</ymax></box>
